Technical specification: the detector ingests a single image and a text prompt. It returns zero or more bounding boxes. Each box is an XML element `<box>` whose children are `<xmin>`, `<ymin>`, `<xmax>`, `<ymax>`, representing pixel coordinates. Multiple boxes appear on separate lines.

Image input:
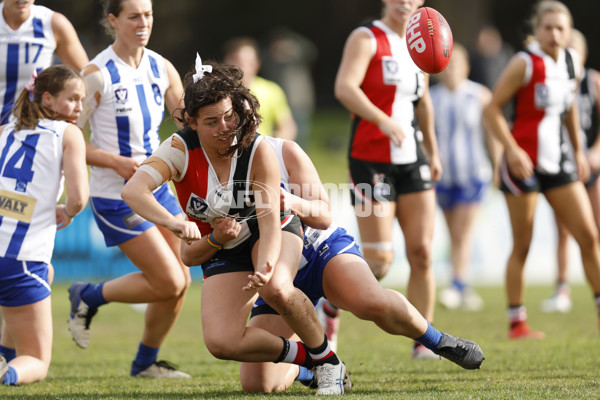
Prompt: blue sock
<box><xmin>414</xmin><ymin>322</ymin><xmax>443</xmax><ymax>350</ymax></box>
<box><xmin>295</xmin><ymin>366</ymin><xmax>314</xmax><ymax>382</ymax></box>
<box><xmin>130</xmin><ymin>343</ymin><xmax>159</xmax><ymax>376</ymax></box>
<box><xmin>0</xmin><ymin>344</ymin><xmax>16</xmax><ymax>362</ymax></box>
<box><xmin>3</xmin><ymin>365</ymin><xmax>18</xmax><ymax>385</ymax></box>
<box><xmin>452</xmin><ymin>278</ymin><xmax>466</xmax><ymax>292</ymax></box>
<box><xmin>80</xmin><ymin>282</ymin><xmax>108</xmax><ymax>308</ymax></box>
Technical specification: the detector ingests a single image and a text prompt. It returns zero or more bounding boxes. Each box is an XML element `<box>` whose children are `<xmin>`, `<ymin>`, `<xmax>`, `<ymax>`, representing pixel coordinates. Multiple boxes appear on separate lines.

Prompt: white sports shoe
<box><xmin>314</xmin><ymin>362</ymin><xmax>348</xmax><ymax>395</ymax></box>
<box><xmin>541</xmin><ymin>289</ymin><xmax>572</xmax><ymax>313</ymax></box>
<box><xmin>461</xmin><ymin>288</ymin><xmax>484</xmax><ymax>311</ymax></box>
<box><xmin>439</xmin><ymin>286</ymin><xmax>462</xmax><ymax>310</ymax></box>
<box><xmin>133</xmin><ymin>360</ymin><xmax>191</xmax><ymax>378</ymax></box>
<box><xmin>68</xmin><ymin>282</ymin><xmax>98</xmax><ymax>349</ymax></box>
<box><xmin>439</xmin><ymin>286</ymin><xmax>484</xmax><ymax>311</ymax></box>
<box><xmin>316</xmin><ymin>299</ymin><xmax>340</xmax><ymax>353</ymax></box>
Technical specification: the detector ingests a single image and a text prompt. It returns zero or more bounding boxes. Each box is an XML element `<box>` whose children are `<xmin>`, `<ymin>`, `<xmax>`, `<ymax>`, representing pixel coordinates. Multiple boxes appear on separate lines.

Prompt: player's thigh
<box><xmin>322</xmin><ymin>253</ymin><xmax>384</xmax><ymax>312</ymax></box>
<box><xmin>2</xmin><ymin>297</ymin><xmax>52</xmax><ymax>362</ymax></box>
<box><xmin>504</xmin><ymin>191</ymin><xmax>538</xmax><ymax>244</ymax></box>
<box><xmin>355</xmin><ymin>203</ymin><xmax>396</xmax><ymax>243</ymax></box>
<box><xmin>443</xmin><ymin>203</ymin><xmax>481</xmax><ymax>240</ymax></box>
<box><xmin>119</xmin><ymin>227</ymin><xmax>185</xmax><ymax>284</ymax></box>
<box><xmin>395</xmin><ymin>189</ymin><xmax>436</xmax><ymax>247</ymax></box>
<box><xmin>200</xmin><ymin>272</ymin><xmax>258</xmax><ymax>343</ymax></box>
<box><xmin>546</xmin><ymin>182</ymin><xmax>598</xmax><ymax>242</ymax></box>
<box><xmin>253</xmin><ymin>231</ymin><xmax>303</xmax><ymax>288</ymax></box>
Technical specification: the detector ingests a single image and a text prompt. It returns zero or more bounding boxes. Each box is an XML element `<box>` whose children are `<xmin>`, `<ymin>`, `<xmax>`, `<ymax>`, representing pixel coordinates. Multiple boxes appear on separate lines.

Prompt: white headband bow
<box><xmin>192</xmin><ymin>53</ymin><xmax>212</xmax><ymax>83</ymax></box>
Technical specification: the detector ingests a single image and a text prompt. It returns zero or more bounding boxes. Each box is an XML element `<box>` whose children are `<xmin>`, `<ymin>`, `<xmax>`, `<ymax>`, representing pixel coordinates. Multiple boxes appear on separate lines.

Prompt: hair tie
<box><xmin>24</xmin><ymin>70</ymin><xmax>37</xmax><ymax>95</ymax></box>
<box><xmin>192</xmin><ymin>53</ymin><xmax>212</xmax><ymax>83</ymax></box>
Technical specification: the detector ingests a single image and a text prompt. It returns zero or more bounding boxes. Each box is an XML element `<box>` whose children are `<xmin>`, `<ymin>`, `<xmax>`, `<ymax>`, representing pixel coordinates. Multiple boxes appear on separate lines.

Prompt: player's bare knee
<box><xmin>512</xmin><ymin>241</ymin><xmax>531</xmax><ymax>261</ymax></box>
<box><xmin>242</xmin><ymin>379</ymin><xmax>277</xmax><ymax>393</ymax></box>
<box><xmin>405</xmin><ymin>242</ymin><xmax>432</xmax><ymax>270</ymax></box>
<box><xmin>260</xmin><ymin>284</ymin><xmax>294</xmax><ymax>311</ymax></box>
<box><xmin>204</xmin><ymin>337</ymin><xmax>236</xmax><ymax>360</ymax></box>
<box><xmin>362</xmin><ymin>245</ymin><xmax>394</xmax><ymax>280</ymax></box>
<box><xmin>352</xmin><ymin>292</ymin><xmax>390</xmax><ymax>321</ymax></box>
<box><xmin>152</xmin><ymin>274</ymin><xmax>187</xmax><ymax>300</ymax></box>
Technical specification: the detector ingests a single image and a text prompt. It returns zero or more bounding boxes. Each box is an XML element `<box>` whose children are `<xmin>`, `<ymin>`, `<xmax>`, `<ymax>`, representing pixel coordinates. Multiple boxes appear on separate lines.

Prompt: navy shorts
<box><xmin>0</xmin><ymin>258</ymin><xmax>50</xmax><ymax>307</ymax></box>
<box><xmin>202</xmin><ymin>212</ymin><xmax>303</xmax><ymax>278</ymax></box>
<box><xmin>349</xmin><ymin>157</ymin><xmax>433</xmax><ymax>205</ymax></box>
<box><xmin>251</xmin><ymin>226</ymin><xmax>363</xmax><ymax>317</ymax></box>
<box><xmin>436</xmin><ymin>181</ymin><xmax>488</xmax><ymax>210</ymax></box>
<box><xmin>91</xmin><ymin>184</ymin><xmax>182</xmax><ymax>247</ymax></box>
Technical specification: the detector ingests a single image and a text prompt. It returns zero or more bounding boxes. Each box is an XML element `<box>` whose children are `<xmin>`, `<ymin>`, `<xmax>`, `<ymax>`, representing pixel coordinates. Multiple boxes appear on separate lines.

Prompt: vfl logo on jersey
<box><xmin>534</xmin><ymin>83</ymin><xmax>550</xmax><ymax>108</ymax></box>
<box><xmin>152</xmin><ymin>83</ymin><xmax>163</xmax><ymax>106</ymax></box>
<box><xmin>186</xmin><ymin>193</ymin><xmax>210</xmax><ymax>222</ymax></box>
<box><xmin>382</xmin><ymin>56</ymin><xmax>402</xmax><ymax>85</ymax></box>
<box><xmin>0</xmin><ymin>189</ymin><xmax>36</xmax><ymax>223</ymax></box>
<box><xmin>115</xmin><ymin>87</ymin><xmax>128</xmax><ymax>104</ymax></box>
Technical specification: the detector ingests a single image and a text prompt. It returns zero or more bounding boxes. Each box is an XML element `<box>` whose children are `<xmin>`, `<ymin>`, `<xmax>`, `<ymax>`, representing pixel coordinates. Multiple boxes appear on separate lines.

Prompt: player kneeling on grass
<box><xmin>0</xmin><ymin>65</ymin><xmax>88</xmax><ymax>386</ymax></box>
<box><xmin>183</xmin><ymin>136</ymin><xmax>486</xmax><ymax>393</ymax></box>
<box><xmin>122</xmin><ymin>59</ymin><xmax>350</xmax><ymax>395</ymax></box>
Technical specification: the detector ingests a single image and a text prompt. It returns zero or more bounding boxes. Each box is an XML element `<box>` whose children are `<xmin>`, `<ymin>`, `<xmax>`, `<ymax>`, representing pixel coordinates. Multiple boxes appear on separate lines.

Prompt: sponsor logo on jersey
<box><xmin>0</xmin><ymin>190</ymin><xmax>36</xmax><ymax>223</ymax></box>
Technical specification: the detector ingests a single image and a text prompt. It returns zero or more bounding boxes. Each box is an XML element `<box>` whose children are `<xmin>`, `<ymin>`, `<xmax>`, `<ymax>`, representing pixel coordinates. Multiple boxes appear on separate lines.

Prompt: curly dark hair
<box><xmin>177</xmin><ymin>61</ymin><xmax>261</xmax><ymax>158</ymax></box>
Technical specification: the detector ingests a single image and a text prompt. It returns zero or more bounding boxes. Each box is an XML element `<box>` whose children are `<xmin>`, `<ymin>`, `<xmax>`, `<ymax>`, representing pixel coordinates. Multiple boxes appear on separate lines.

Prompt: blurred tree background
<box><xmin>41</xmin><ymin>0</ymin><xmax>600</xmax><ymax>182</ymax></box>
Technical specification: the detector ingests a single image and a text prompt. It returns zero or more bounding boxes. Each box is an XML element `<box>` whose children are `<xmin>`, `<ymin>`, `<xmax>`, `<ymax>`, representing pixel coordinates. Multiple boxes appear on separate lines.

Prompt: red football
<box><xmin>405</xmin><ymin>7</ymin><xmax>453</xmax><ymax>74</ymax></box>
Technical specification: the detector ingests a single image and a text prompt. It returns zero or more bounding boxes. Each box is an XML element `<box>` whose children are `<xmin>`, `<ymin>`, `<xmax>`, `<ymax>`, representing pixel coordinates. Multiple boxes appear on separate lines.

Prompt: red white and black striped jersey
<box><xmin>512</xmin><ymin>41</ymin><xmax>578</xmax><ymax>174</ymax></box>
<box><xmin>349</xmin><ymin>20</ymin><xmax>425</xmax><ymax>165</ymax></box>
<box><xmin>172</xmin><ymin>129</ymin><xmax>262</xmax><ymax>249</ymax></box>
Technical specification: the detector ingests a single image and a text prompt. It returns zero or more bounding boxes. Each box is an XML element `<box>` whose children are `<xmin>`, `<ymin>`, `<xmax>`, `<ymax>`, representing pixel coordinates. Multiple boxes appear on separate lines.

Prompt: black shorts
<box><xmin>499</xmin><ymin>158</ymin><xmax>578</xmax><ymax>194</ymax></box>
<box><xmin>201</xmin><ymin>212</ymin><xmax>303</xmax><ymax>278</ymax></box>
<box><xmin>349</xmin><ymin>157</ymin><xmax>433</xmax><ymax>205</ymax></box>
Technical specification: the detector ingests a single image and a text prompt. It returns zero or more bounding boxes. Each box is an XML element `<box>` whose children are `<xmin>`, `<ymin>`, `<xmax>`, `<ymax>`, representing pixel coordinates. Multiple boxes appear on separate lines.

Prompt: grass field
<box><xmin>3</xmin><ymin>283</ymin><xmax>599</xmax><ymax>399</ymax></box>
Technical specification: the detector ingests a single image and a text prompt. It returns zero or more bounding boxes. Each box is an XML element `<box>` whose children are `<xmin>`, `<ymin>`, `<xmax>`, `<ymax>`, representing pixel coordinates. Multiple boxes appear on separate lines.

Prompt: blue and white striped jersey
<box><xmin>0</xmin><ymin>119</ymin><xmax>68</xmax><ymax>262</ymax></box>
<box><xmin>87</xmin><ymin>46</ymin><xmax>170</xmax><ymax>199</ymax></box>
<box><xmin>0</xmin><ymin>3</ymin><xmax>56</xmax><ymax>124</ymax></box>
<box><xmin>430</xmin><ymin>80</ymin><xmax>492</xmax><ymax>187</ymax></box>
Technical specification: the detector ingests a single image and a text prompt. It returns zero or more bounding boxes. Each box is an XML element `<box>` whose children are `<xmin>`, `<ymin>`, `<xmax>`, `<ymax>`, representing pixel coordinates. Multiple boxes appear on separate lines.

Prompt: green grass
<box><xmin>3</xmin><ymin>284</ymin><xmax>600</xmax><ymax>399</ymax></box>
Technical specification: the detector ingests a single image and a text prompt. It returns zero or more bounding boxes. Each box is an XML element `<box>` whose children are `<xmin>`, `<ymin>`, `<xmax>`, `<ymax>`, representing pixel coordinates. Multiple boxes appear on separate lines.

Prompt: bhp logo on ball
<box><xmin>406</xmin><ymin>12</ymin><xmax>426</xmax><ymax>53</ymax></box>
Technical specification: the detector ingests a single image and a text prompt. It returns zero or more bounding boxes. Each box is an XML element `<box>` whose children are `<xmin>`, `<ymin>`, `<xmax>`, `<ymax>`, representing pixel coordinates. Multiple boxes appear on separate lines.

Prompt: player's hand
<box><xmin>56</xmin><ymin>204</ymin><xmax>74</xmax><ymax>230</ymax></box>
<box><xmin>575</xmin><ymin>150</ymin><xmax>590</xmax><ymax>183</ymax></box>
<box><xmin>212</xmin><ymin>217</ymin><xmax>241</xmax><ymax>243</ymax></box>
<box><xmin>170</xmin><ymin>220</ymin><xmax>201</xmax><ymax>243</ymax></box>
<box><xmin>428</xmin><ymin>154</ymin><xmax>443</xmax><ymax>182</ymax></box>
<box><xmin>505</xmin><ymin>146</ymin><xmax>534</xmax><ymax>180</ymax></box>
<box><xmin>243</xmin><ymin>261</ymin><xmax>274</xmax><ymax>291</ymax></box>
<box><xmin>114</xmin><ymin>156</ymin><xmax>140</xmax><ymax>180</ymax></box>
<box><xmin>378</xmin><ymin>117</ymin><xmax>406</xmax><ymax>147</ymax></box>
<box><xmin>280</xmin><ymin>188</ymin><xmax>292</xmax><ymax>211</ymax></box>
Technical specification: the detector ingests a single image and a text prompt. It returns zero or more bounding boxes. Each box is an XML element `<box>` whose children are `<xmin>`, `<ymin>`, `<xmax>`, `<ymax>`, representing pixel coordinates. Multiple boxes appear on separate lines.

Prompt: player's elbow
<box><xmin>67</xmin><ymin>191</ymin><xmax>88</xmax><ymax>216</ymax></box>
<box><xmin>121</xmin><ymin>184</ymin><xmax>137</xmax><ymax>208</ymax></box>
